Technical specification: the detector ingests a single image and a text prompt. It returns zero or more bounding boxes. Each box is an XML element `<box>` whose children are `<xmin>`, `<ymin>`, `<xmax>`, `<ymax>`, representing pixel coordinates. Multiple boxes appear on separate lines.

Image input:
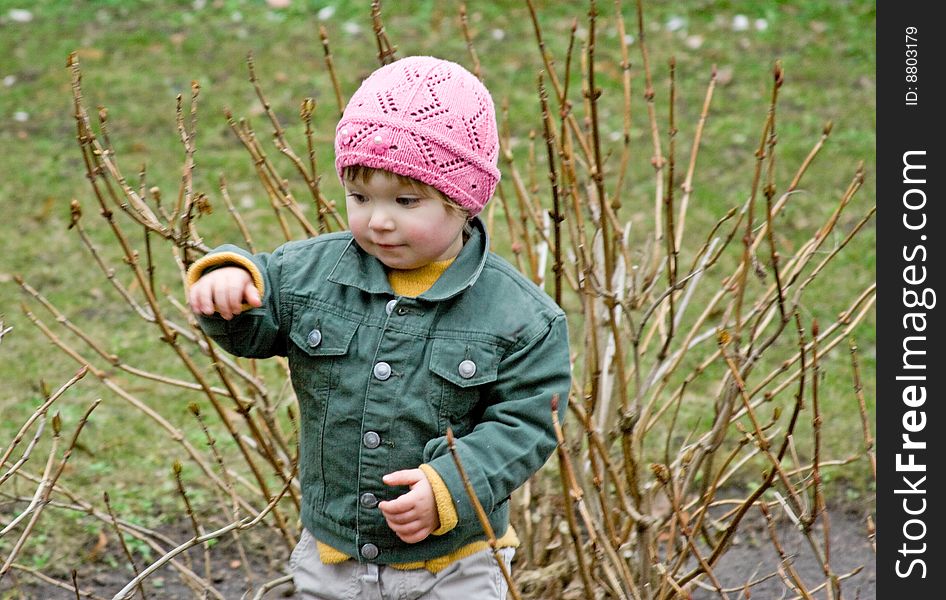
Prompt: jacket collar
<box><xmin>327</xmin><ymin>217</ymin><xmax>489</xmax><ymax>302</ymax></box>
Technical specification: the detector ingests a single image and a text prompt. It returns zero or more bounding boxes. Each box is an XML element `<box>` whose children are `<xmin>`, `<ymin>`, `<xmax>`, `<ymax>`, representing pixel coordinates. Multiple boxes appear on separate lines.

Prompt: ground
<box><xmin>1</xmin><ymin>502</ymin><xmax>874</xmax><ymax>599</ymax></box>
<box><xmin>690</xmin><ymin>504</ymin><xmax>875</xmax><ymax>599</ymax></box>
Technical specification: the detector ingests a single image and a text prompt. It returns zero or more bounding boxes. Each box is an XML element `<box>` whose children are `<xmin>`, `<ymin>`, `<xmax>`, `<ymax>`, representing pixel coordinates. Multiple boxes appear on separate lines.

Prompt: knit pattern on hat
<box><xmin>335</xmin><ymin>56</ymin><xmax>500</xmax><ymax>216</ymax></box>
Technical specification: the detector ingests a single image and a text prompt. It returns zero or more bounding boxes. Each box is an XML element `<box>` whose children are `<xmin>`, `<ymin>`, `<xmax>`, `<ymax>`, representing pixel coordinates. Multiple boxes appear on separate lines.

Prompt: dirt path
<box><xmin>1</xmin><ymin>505</ymin><xmax>875</xmax><ymax>599</ymax></box>
<box><xmin>691</xmin><ymin>505</ymin><xmax>875</xmax><ymax>599</ymax></box>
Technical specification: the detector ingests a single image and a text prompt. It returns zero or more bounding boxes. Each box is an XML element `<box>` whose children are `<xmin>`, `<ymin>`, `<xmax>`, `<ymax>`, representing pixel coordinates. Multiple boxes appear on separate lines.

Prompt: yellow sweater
<box><xmin>316</xmin><ymin>257</ymin><xmax>519</xmax><ymax>572</ymax></box>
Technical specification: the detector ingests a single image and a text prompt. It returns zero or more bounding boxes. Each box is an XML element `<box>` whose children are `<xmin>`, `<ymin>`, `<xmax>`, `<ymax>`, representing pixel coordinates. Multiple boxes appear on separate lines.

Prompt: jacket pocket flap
<box><xmin>428</xmin><ymin>338</ymin><xmax>501</xmax><ymax>388</ymax></box>
<box><xmin>289</xmin><ymin>310</ymin><xmax>358</xmax><ymax>357</ymax></box>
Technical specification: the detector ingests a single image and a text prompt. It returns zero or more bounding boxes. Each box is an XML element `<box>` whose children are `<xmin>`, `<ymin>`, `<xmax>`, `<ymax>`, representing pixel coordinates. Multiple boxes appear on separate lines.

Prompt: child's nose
<box><xmin>368</xmin><ymin>207</ymin><xmax>395</xmax><ymax>231</ymax></box>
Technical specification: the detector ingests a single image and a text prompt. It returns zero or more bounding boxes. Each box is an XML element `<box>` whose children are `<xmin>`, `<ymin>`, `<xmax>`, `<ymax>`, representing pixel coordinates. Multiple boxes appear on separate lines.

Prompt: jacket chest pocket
<box><xmin>287</xmin><ymin>312</ymin><xmax>359</xmax><ymax>396</ymax></box>
<box><xmin>427</xmin><ymin>338</ymin><xmax>502</xmax><ymax>436</ymax></box>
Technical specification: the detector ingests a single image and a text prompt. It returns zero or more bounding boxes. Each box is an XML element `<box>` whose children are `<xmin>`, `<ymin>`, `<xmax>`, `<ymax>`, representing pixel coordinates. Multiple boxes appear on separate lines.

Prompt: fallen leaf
<box><xmin>76</xmin><ymin>47</ymin><xmax>105</xmax><ymax>60</ymax></box>
<box><xmin>33</xmin><ymin>196</ymin><xmax>55</xmax><ymax>221</ymax></box>
<box><xmin>8</xmin><ymin>8</ymin><xmax>33</xmax><ymax>22</ymax></box>
<box><xmin>716</xmin><ymin>66</ymin><xmax>735</xmax><ymax>86</ymax></box>
<box><xmin>87</xmin><ymin>530</ymin><xmax>108</xmax><ymax>561</ymax></box>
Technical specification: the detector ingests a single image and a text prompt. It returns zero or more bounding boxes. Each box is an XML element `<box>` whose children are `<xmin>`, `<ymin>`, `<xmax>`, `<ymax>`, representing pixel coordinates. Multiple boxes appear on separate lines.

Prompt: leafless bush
<box><xmin>3</xmin><ymin>1</ymin><xmax>874</xmax><ymax>598</ymax></box>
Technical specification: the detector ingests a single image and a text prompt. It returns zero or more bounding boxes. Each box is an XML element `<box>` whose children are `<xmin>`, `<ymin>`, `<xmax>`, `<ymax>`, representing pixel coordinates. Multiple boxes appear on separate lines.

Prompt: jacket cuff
<box><xmin>186</xmin><ymin>251</ymin><xmax>266</xmax><ymax>305</ymax></box>
<box><xmin>419</xmin><ymin>463</ymin><xmax>459</xmax><ymax>536</ymax></box>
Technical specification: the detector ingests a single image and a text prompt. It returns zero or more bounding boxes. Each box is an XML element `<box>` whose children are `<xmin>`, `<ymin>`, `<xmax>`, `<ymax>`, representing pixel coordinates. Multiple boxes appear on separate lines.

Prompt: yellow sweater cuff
<box><xmin>316</xmin><ymin>541</ymin><xmax>351</xmax><ymax>565</ymax></box>
<box><xmin>314</xmin><ymin>527</ymin><xmax>520</xmax><ymax>574</ymax></box>
<box><xmin>419</xmin><ymin>463</ymin><xmax>459</xmax><ymax>536</ymax></box>
<box><xmin>185</xmin><ymin>252</ymin><xmax>266</xmax><ymax>308</ymax></box>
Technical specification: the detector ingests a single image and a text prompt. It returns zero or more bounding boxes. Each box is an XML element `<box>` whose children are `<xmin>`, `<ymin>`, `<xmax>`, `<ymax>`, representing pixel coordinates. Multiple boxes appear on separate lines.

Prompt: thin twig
<box><xmin>104</xmin><ymin>492</ymin><xmax>148</xmax><ymax>600</ymax></box>
<box><xmin>111</xmin><ymin>476</ymin><xmax>294</xmax><ymax>600</ymax></box>
<box><xmin>1</xmin><ymin>400</ymin><xmax>101</xmax><ymax>578</ymax></box>
<box><xmin>849</xmin><ymin>338</ymin><xmax>876</xmax><ymax>481</ymax></box>
<box><xmin>251</xmin><ymin>574</ymin><xmax>293</xmax><ymax>600</ymax></box>
<box><xmin>0</xmin><ymin>366</ymin><xmax>87</xmax><ymax>474</ymax></box>
<box><xmin>446</xmin><ymin>427</ymin><xmax>523</xmax><ymax>600</ymax></box>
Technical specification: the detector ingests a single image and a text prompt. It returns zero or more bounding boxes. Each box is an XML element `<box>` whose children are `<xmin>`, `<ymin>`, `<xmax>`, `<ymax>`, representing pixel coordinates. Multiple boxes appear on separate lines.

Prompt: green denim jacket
<box><xmin>193</xmin><ymin>218</ymin><xmax>571</xmax><ymax>564</ymax></box>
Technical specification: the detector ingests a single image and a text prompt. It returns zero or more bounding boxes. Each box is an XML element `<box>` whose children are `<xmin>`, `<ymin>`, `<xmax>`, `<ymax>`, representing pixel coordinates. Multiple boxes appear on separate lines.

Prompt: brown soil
<box><xmin>0</xmin><ymin>505</ymin><xmax>875</xmax><ymax>599</ymax></box>
<box><xmin>689</xmin><ymin>504</ymin><xmax>875</xmax><ymax>599</ymax></box>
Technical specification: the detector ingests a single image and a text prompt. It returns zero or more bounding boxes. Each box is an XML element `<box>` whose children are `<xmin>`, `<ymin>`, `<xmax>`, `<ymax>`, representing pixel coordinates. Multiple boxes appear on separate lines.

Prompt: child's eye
<box><xmin>395</xmin><ymin>196</ymin><xmax>420</xmax><ymax>207</ymax></box>
<box><xmin>347</xmin><ymin>192</ymin><xmax>367</xmax><ymax>204</ymax></box>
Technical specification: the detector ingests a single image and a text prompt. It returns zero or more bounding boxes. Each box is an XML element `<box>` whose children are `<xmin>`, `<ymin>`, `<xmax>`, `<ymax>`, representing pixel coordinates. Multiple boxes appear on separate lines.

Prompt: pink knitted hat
<box><xmin>335</xmin><ymin>56</ymin><xmax>500</xmax><ymax>216</ymax></box>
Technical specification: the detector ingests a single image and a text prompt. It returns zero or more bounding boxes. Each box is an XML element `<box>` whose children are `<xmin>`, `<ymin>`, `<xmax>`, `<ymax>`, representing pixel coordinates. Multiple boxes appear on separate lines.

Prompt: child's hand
<box><xmin>188</xmin><ymin>266</ymin><xmax>261</xmax><ymax>320</ymax></box>
<box><xmin>378</xmin><ymin>469</ymin><xmax>440</xmax><ymax>544</ymax></box>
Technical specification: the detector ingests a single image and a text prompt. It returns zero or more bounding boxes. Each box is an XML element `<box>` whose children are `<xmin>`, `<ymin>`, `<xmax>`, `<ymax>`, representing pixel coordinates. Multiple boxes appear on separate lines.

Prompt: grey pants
<box><xmin>289</xmin><ymin>529</ymin><xmax>514</xmax><ymax>600</ymax></box>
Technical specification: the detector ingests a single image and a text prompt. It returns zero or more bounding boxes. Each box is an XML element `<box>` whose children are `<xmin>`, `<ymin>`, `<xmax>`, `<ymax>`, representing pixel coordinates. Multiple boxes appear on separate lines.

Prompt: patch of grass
<box><xmin>1</xmin><ymin>0</ymin><xmax>874</xmax><ymax>575</ymax></box>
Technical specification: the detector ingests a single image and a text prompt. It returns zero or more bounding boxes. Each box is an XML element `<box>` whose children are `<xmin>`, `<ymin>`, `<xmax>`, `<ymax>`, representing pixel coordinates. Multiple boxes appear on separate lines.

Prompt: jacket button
<box><xmin>373</xmin><ymin>362</ymin><xmax>392</xmax><ymax>381</ymax></box>
<box><xmin>360</xmin><ymin>492</ymin><xmax>378</xmax><ymax>508</ymax></box>
<box><xmin>363</xmin><ymin>431</ymin><xmax>381</xmax><ymax>449</ymax></box>
<box><xmin>385</xmin><ymin>299</ymin><xmax>397</xmax><ymax>315</ymax></box>
<box><xmin>396</xmin><ymin>307</ymin><xmax>409</xmax><ymax>316</ymax></box>
<box><xmin>458</xmin><ymin>359</ymin><xmax>477</xmax><ymax>379</ymax></box>
<box><xmin>360</xmin><ymin>543</ymin><xmax>380</xmax><ymax>560</ymax></box>
<box><xmin>306</xmin><ymin>329</ymin><xmax>322</xmax><ymax>348</ymax></box>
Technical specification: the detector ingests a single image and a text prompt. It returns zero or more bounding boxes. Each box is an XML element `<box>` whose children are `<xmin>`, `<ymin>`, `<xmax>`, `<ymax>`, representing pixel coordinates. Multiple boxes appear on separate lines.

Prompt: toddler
<box><xmin>187</xmin><ymin>56</ymin><xmax>571</xmax><ymax>599</ymax></box>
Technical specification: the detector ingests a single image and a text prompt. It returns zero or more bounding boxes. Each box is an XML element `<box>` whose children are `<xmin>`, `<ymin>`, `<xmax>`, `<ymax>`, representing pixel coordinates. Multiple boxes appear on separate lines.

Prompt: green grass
<box><xmin>1</xmin><ymin>0</ymin><xmax>874</xmax><ymax>574</ymax></box>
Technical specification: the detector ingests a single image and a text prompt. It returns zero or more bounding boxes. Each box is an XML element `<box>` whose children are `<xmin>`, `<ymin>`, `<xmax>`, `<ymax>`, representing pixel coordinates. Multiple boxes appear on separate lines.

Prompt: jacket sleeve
<box><xmin>186</xmin><ymin>243</ymin><xmax>288</xmax><ymax>358</ymax></box>
<box><xmin>422</xmin><ymin>314</ymin><xmax>571</xmax><ymax>522</ymax></box>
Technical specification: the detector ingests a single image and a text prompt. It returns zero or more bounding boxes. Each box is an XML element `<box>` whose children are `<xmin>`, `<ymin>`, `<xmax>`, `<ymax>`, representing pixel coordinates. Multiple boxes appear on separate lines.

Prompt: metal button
<box><xmin>396</xmin><ymin>307</ymin><xmax>409</xmax><ymax>316</ymax></box>
<box><xmin>458</xmin><ymin>359</ymin><xmax>477</xmax><ymax>379</ymax></box>
<box><xmin>363</xmin><ymin>431</ymin><xmax>381</xmax><ymax>449</ymax></box>
<box><xmin>373</xmin><ymin>362</ymin><xmax>392</xmax><ymax>381</ymax></box>
<box><xmin>360</xmin><ymin>543</ymin><xmax>380</xmax><ymax>560</ymax></box>
<box><xmin>306</xmin><ymin>329</ymin><xmax>322</xmax><ymax>348</ymax></box>
<box><xmin>360</xmin><ymin>492</ymin><xmax>378</xmax><ymax>509</ymax></box>
<box><xmin>385</xmin><ymin>299</ymin><xmax>397</xmax><ymax>315</ymax></box>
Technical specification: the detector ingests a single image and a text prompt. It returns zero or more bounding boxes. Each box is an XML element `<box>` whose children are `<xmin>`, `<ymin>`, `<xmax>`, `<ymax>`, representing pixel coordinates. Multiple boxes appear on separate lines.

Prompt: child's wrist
<box><xmin>419</xmin><ymin>464</ymin><xmax>459</xmax><ymax>535</ymax></box>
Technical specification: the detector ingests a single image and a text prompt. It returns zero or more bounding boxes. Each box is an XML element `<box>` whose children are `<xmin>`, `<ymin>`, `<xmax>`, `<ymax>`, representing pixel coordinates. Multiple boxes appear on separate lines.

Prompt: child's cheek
<box><xmin>406</xmin><ymin>225</ymin><xmax>437</xmax><ymax>245</ymax></box>
<box><xmin>347</xmin><ymin>213</ymin><xmax>370</xmax><ymax>241</ymax></box>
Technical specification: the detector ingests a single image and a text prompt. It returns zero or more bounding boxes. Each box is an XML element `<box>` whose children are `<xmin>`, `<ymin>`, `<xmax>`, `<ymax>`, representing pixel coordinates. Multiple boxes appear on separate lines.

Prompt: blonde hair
<box><xmin>342</xmin><ymin>165</ymin><xmax>470</xmax><ymax>221</ymax></box>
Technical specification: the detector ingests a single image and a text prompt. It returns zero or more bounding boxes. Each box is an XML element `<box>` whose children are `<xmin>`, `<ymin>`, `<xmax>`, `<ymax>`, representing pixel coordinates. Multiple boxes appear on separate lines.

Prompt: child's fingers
<box><xmin>187</xmin><ymin>283</ymin><xmax>201</xmax><ymax>314</ymax></box>
<box><xmin>400</xmin><ymin>531</ymin><xmax>430</xmax><ymax>544</ymax></box>
<box><xmin>381</xmin><ymin>508</ymin><xmax>417</xmax><ymax>525</ymax></box>
<box><xmin>385</xmin><ymin>516</ymin><xmax>422</xmax><ymax>533</ymax></box>
<box><xmin>382</xmin><ymin>510</ymin><xmax>411</xmax><ymax>528</ymax></box>
<box><xmin>187</xmin><ymin>286</ymin><xmax>200</xmax><ymax>313</ymax></box>
<box><xmin>187</xmin><ymin>267</ymin><xmax>255</xmax><ymax>318</ymax></box>
<box><xmin>379</xmin><ymin>469</ymin><xmax>425</xmax><ymax>515</ymax></box>
<box><xmin>213</xmin><ymin>286</ymin><xmax>237</xmax><ymax>319</ymax></box>
<box><xmin>226</xmin><ymin>283</ymin><xmax>245</xmax><ymax>316</ymax></box>
<box><xmin>378</xmin><ymin>495</ymin><xmax>414</xmax><ymax>515</ymax></box>
<box><xmin>244</xmin><ymin>281</ymin><xmax>262</xmax><ymax>307</ymax></box>
<box><xmin>380</xmin><ymin>490</ymin><xmax>436</xmax><ymax>543</ymax></box>
<box><xmin>190</xmin><ymin>283</ymin><xmax>214</xmax><ymax>316</ymax></box>
<box><xmin>382</xmin><ymin>469</ymin><xmax>423</xmax><ymax>487</ymax></box>
<box><xmin>392</xmin><ymin>523</ymin><xmax>430</xmax><ymax>544</ymax></box>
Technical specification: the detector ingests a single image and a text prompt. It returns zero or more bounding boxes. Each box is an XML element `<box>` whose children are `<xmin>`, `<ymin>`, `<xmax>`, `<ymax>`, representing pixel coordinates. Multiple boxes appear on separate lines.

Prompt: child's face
<box><xmin>344</xmin><ymin>170</ymin><xmax>468</xmax><ymax>270</ymax></box>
